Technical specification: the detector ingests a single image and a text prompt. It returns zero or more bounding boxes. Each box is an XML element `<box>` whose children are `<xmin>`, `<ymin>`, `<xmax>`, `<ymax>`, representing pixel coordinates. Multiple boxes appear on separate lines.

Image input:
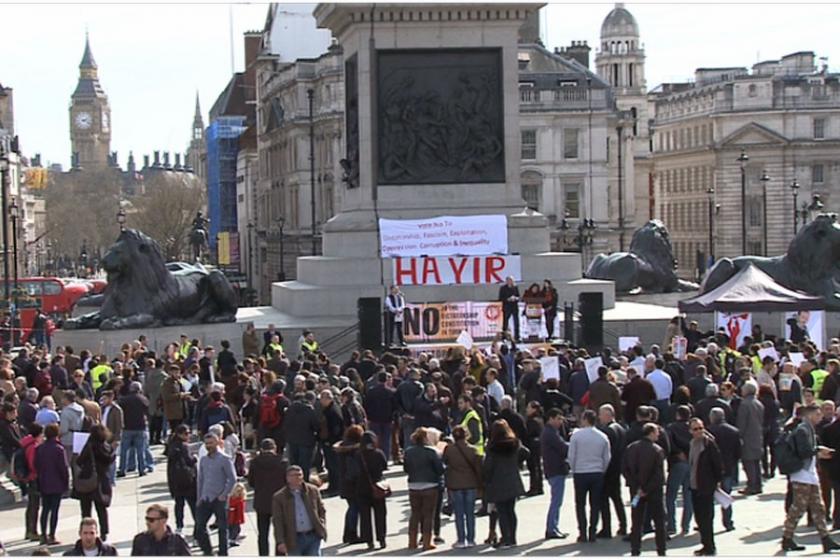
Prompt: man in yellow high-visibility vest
<box><xmin>300</xmin><ymin>330</ymin><xmax>319</xmax><ymax>356</ymax></box>
<box><xmin>458</xmin><ymin>393</ymin><xmax>484</xmax><ymax>456</ymax></box>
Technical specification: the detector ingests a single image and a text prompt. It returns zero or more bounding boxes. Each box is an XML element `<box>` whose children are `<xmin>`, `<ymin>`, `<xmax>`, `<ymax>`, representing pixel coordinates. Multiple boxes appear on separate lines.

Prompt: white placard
<box><xmin>72</xmin><ymin>432</ymin><xmax>90</xmax><ymax>454</ymax></box>
<box><xmin>714</xmin><ymin>488</ymin><xmax>733</xmax><ymax>509</ymax></box>
<box><xmin>393</xmin><ymin>255</ymin><xmax>521</xmax><ymax>286</ymax></box>
<box><xmin>784</xmin><ymin>310</ymin><xmax>825</xmax><ymax>350</ymax></box>
<box><xmin>379</xmin><ymin>215</ymin><xmax>508</xmax><ymax>257</ymax></box>
<box><xmin>788</xmin><ymin>352</ymin><xmax>806</xmax><ymax>368</ymax></box>
<box><xmin>716</xmin><ymin>312</ymin><xmax>752</xmax><ymax>350</ymax></box>
<box><xmin>540</xmin><ymin>356</ymin><xmax>560</xmax><ymax>381</ymax></box>
<box><xmin>779</xmin><ymin>373</ymin><xmax>795</xmax><ymax>392</ymax></box>
<box><xmin>619</xmin><ymin>337</ymin><xmax>641</xmax><ymax>353</ymax></box>
<box><xmin>585</xmin><ymin>357</ymin><xmax>604</xmax><ymax>383</ymax></box>
<box><xmin>758</xmin><ymin>347</ymin><xmax>779</xmax><ymax>362</ymax></box>
<box><xmin>455</xmin><ymin>330</ymin><xmax>474</xmax><ymax>349</ymax></box>
<box><xmin>673</xmin><ymin>336</ymin><xmax>688</xmax><ymax>360</ymax></box>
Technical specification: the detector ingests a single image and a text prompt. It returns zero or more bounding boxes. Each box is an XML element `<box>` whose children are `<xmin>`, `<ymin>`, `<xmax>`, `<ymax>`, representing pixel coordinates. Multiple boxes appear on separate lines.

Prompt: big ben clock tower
<box><xmin>69</xmin><ymin>34</ymin><xmax>111</xmax><ymax>169</ymax></box>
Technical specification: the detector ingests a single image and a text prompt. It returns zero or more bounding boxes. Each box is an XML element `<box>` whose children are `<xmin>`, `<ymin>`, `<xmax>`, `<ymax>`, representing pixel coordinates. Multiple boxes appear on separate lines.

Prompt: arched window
<box><xmin>521</xmin><ymin>171</ymin><xmax>542</xmax><ymax>211</ymax></box>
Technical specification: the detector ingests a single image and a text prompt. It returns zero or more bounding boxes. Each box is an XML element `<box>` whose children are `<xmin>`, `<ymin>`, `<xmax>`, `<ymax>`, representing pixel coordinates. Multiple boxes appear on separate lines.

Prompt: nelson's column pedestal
<box><xmin>270</xmin><ymin>3</ymin><xmax>614</xmax><ymax>340</ymax></box>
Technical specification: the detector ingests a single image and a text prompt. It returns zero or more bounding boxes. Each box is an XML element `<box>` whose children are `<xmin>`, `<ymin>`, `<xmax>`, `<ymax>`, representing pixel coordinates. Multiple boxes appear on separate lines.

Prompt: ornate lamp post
<box><xmin>760</xmin><ymin>170</ymin><xmax>770</xmax><ymax>255</ymax></box>
<box><xmin>576</xmin><ymin>219</ymin><xmax>596</xmax><ymax>269</ymax></box>
<box><xmin>737</xmin><ymin>148</ymin><xmax>749</xmax><ymax>254</ymax></box>
<box><xmin>790</xmin><ymin>179</ymin><xmax>800</xmax><ymax>235</ymax></box>
<box><xmin>707</xmin><ymin>186</ymin><xmax>715</xmax><ymax>262</ymax></box>
<box><xmin>9</xmin><ymin>198</ymin><xmax>19</xmax><ymax>345</ymax></box>
<box><xmin>277</xmin><ymin>216</ymin><xmax>286</xmax><ymax>281</ymax></box>
<box><xmin>307</xmin><ymin>88</ymin><xmax>316</xmax><ymax>256</ymax></box>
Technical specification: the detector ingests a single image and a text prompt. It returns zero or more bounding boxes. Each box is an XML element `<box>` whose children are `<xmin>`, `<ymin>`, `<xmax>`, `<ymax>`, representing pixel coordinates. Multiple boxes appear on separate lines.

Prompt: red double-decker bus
<box><xmin>0</xmin><ymin>277</ymin><xmax>90</xmax><ymax>345</ymax></box>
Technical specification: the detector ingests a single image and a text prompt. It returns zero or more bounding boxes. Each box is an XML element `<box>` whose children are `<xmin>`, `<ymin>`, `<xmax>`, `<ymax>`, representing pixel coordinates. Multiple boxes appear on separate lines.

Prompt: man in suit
<box><xmin>498</xmin><ymin>276</ymin><xmax>521</xmax><ymax>342</ymax></box>
<box><xmin>384</xmin><ymin>285</ymin><xmax>407</xmax><ymax>347</ymax></box>
<box><xmin>100</xmin><ymin>390</ymin><xmax>123</xmax><ymax>486</ymax></box>
<box><xmin>597</xmin><ymin>404</ymin><xmax>628</xmax><ymax>538</ymax></box>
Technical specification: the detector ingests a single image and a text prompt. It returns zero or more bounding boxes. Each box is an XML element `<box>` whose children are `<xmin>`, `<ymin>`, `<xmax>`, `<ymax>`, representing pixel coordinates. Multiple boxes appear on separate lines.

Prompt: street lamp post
<box><xmin>307</xmin><ymin>88</ymin><xmax>317</xmax><ymax>256</ymax></box>
<box><xmin>737</xmin><ymin>148</ymin><xmax>749</xmax><ymax>255</ymax></box>
<box><xmin>117</xmin><ymin>208</ymin><xmax>126</xmax><ymax>231</ymax></box>
<box><xmin>790</xmin><ymin>179</ymin><xmax>800</xmax><ymax>236</ymax></box>
<box><xmin>9</xmin><ymin>198</ymin><xmax>19</xmax><ymax>346</ymax></box>
<box><xmin>278</xmin><ymin>216</ymin><xmax>286</xmax><ymax>281</ymax></box>
<box><xmin>760</xmin><ymin>170</ymin><xmax>770</xmax><ymax>256</ymax></box>
<box><xmin>707</xmin><ymin>186</ymin><xmax>715</xmax><ymax>263</ymax></box>
<box><xmin>246</xmin><ymin>222</ymin><xmax>254</xmax><ymax>296</ymax></box>
<box><xmin>576</xmin><ymin>219</ymin><xmax>596</xmax><ymax>269</ymax></box>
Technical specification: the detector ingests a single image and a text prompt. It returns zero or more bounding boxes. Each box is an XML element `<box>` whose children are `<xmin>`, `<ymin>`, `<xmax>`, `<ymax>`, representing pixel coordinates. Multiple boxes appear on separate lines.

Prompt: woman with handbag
<box><xmin>443</xmin><ymin>425</ymin><xmax>483</xmax><ymax>549</ymax></box>
<box><xmin>353</xmin><ymin>431</ymin><xmax>389</xmax><ymax>550</ymax></box>
<box><xmin>34</xmin><ymin>423</ymin><xmax>69</xmax><ymax>545</ymax></box>
<box><xmin>75</xmin><ymin>424</ymin><xmax>116</xmax><ymax>542</ymax></box>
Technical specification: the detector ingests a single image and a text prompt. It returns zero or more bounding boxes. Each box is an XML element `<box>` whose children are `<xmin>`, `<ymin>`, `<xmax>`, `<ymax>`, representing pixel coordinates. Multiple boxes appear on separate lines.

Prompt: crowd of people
<box><xmin>0</xmin><ymin>314</ymin><xmax>838</xmax><ymax>556</ymax></box>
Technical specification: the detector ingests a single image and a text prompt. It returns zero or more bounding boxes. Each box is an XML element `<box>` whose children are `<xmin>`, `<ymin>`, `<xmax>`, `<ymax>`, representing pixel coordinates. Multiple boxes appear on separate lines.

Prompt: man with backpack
<box><xmin>779</xmin><ymin>403</ymin><xmax>840</xmax><ymax>553</ymax></box>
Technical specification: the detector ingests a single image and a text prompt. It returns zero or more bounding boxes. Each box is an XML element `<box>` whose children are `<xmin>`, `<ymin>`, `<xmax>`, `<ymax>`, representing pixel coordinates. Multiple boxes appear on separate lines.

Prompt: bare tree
<box><xmin>127</xmin><ymin>172</ymin><xmax>206</xmax><ymax>261</ymax></box>
<box><xmin>43</xmin><ymin>168</ymin><xmax>121</xmax><ymax>261</ymax></box>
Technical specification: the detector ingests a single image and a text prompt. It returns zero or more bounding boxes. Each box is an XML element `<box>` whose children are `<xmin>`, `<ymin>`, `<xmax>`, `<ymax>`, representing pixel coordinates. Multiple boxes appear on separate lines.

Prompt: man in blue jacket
<box><xmin>541</xmin><ymin>409</ymin><xmax>570</xmax><ymax>540</ymax></box>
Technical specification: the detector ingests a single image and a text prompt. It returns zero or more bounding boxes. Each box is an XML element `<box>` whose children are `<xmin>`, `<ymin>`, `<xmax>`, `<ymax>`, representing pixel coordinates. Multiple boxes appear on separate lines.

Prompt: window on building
<box><xmin>521</xmin><ymin>130</ymin><xmax>537</xmax><ymax>160</ymax></box>
<box><xmin>748</xmin><ymin>197</ymin><xmax>762</xmax><ymax>227</ymax></box>
<box><xmin>630</xmin><ymin>107</ymin><xmax>638</xmax><ymax>136</ymax></box>
<box><xmin>813</xmin><ymin>164</ymin><xmax>825</xmax><ymax>184</ymax></box>
<box><xmin>814</xmin><ymin>118</ymin><xmax>826</xmax><ymax>140</ymax></box>
<box><xmin>612</xmin><ymin>64</ymin><xmax>619</xmax><ymax>86</ymax></box>
<box><xmin>519</xmin><ymin>84</ymin><xmax>534</xmax><ymax>102</ymax></box>
<box><xmin>748</xmin><ymin>84</ymin><xmax>757</xmax><ymax>97</ymax></box>
<box><xmin>521</xmin><ymin>171</ymin><xmax>542</xmax><ymax>211</ymax></box>
<box><xmin>748</xmin><ymin>241</ymin><xmax>762</xmax><ymax>256</ymax></box>
<box><xmin>564</xmin><ymin>129</ymin><xmax>579</xmax><ymax>159</ymax></box>
<box><xmin>628</xmin><ymin>63</ymin><xmax>634</xmax><ymax>87</ymax></box>
<box><xmin>564</xmin><ymin>182</ymin><xmax>581</xmax><ymax>218</ymax></box>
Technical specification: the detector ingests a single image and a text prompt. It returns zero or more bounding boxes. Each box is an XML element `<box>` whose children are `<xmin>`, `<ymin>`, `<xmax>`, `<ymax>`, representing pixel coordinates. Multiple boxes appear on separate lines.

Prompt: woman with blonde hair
<box><xmin>403</xmin><ymin>427</ymin><xmax>445</xmax><ymax>550</ymax></box>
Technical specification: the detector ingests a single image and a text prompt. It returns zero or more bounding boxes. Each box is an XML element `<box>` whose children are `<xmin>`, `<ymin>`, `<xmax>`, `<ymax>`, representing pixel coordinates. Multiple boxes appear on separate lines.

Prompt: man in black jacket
<box><xmin>695</xmin><ymin>384</ymin><xmax>733</xmax><ymax>426</ymax></box>
<box><xmin>665</xmin><ymin>405</ymin><xmax>693</xmax><ymax>536</ymax></box>
<box><xmin>365</xmin><ymin>372</ymin><xmax>396</xmax><ymax>460</ymax></box>
<box><xmin>63</xmin><ymin>518</ymin><xmax>117</xmax><ymax>557</ymax></box>
<box><xmin>597</xmin><ymin>404</ymin><xmax>628</xmax><ymax>538</ymax></box>
<box><xmin>318</xmin><ymin>390</ymin><xmax>345</xmax><ymax>495</ymax></box>
<box><xmin>623</xmin><ymin>423</ymin><xmax>667</xmax><ymax>556</ymax></box>
<box><xmin>688</xmin><ymin>417</ymin><xmax>724</xmax><ymax>556</ymax></box>
<box><xmin>707</xmin><ymin>407</ymin><xmax>741</xmax><ymax>531</ymax></box>
<box><xmin>284</xmin><ymin>392</ymin><xmax>320</xmax><ymax>481</ymax></box>
<box><xmin>498</xmin><ymin>276</ymin><xmax>521</xmax><ymax>342</ymax></box>
<box><xmin>131</xmin><ymin>504</ymin><xmax>191</xmax><ymax>556</ymax></box>
<box><xmin>247</xmin><ymin>439</ymin><xmax>289</xmax><ymax>556</ymax></box>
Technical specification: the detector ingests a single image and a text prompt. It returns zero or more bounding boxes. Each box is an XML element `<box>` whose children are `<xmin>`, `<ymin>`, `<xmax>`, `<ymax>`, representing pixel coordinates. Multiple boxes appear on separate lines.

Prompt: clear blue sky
<box><xmin>1</xmin><ymin>2</ymin><xmax>838</xmax><ymax>169</ymax></box>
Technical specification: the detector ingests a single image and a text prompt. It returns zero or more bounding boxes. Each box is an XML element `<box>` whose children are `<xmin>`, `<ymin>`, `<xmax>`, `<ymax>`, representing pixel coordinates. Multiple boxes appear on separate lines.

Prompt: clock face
<box><xmin>75</xmin><ymin>112</ymin><xmax>92</xmax><ymax>129</ymax></box>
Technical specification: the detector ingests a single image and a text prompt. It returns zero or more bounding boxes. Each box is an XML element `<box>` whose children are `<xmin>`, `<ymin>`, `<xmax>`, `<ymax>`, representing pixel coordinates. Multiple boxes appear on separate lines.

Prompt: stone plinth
<box><xmin>269</xmin><ymin>3</ymin><xmax>613</xmax><ymax>334</ymax></box>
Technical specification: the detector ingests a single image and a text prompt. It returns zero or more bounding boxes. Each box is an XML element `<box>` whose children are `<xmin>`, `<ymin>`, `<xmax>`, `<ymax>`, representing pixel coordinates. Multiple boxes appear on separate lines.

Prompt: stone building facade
<box><xmin>651</xmin><ymin>51</ymin><xmax>840</xmax><ymax>278</ymax></box>
<box><xmin>253</xmin><ymin>43</ymin><xmax>344</xmax><ymax>303</ymax></box>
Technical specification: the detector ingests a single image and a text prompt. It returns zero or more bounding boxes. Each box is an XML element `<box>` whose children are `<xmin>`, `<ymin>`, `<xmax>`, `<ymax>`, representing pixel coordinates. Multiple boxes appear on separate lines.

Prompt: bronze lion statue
<box><xmin>702</xmin><ymin>213</ymin><xmax>840</xmax><ymax>309</ymax></box>
<box><xmin>66</xmin><ymin>229</ymin><xmax>238</xmax><ymax>329</ymax></box>
<box><xmin>585</xmin><ymin>220</ymin><xmax>699</xmax><ymax>293</ymax></box>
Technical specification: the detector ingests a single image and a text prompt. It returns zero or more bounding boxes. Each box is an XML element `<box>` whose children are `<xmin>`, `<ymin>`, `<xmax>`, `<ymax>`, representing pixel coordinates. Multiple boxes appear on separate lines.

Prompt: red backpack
<box><xmin>259</xmin><ymin>394</ymin><xmax>284</xmax><ymax>429</ymax></box>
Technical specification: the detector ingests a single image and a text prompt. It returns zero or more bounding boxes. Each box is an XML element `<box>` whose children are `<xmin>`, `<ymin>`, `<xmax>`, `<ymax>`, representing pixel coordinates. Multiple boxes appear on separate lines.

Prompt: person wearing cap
<box><xmin>247</xmin><ymin>438</ymin><xmax>289</xmax><ymax>556</ymax></box>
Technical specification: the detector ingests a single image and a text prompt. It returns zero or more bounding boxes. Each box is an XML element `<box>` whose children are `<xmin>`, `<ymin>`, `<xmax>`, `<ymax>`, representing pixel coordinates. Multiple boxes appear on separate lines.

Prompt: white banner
<box><xmin>393</xmin><ymin>255</ymin><xmax>521</xmax><ymax>286</ymax></box>
<box><xmin>716</xmin><ymin>311</ymin><xmax>751</xmax><ymax>350</ymax></box>
<box><xmin>379</xmin><ymin>215</ymin><xmax>508</xmax><ymax>257</ymax></box>
<box><xmin>784</xmin><ymin>310</ymin><xmax>825</xmax><ymax>350</ymax></box>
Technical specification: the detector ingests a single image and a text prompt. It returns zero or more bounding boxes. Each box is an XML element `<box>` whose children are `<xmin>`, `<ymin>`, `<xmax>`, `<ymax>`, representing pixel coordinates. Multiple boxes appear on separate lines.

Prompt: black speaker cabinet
<box><xmin>578</xmin><ymin>292</ymin><xmax>604</xmax><ymax>350</ymax></box>
<box><xmin>357</xmin><ymin>297</ymin><xmax>383</xmax><ymax>350</ymax></box>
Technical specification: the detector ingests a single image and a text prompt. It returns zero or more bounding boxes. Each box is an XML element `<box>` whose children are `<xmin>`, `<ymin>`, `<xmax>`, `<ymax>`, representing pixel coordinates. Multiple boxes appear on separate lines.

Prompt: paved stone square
<box><xmin>0</xmin><ymin>445</ymin><xmax>828</xmax><ymax>556</ymax></box>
